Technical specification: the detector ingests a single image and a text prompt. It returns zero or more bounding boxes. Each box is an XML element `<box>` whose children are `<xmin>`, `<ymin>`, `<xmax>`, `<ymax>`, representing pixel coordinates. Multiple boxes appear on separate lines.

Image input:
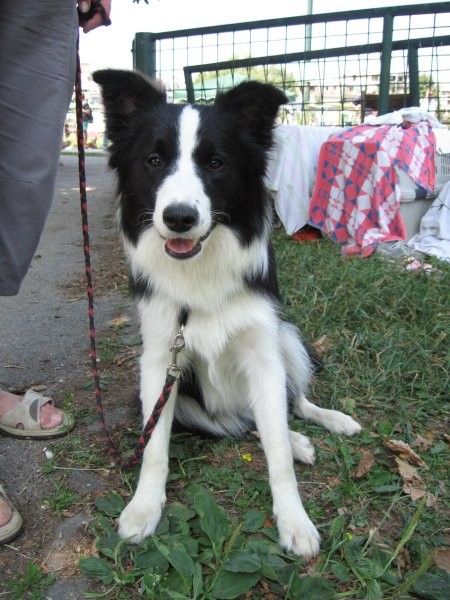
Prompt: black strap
<box><xmin>179</xmin><ymin>306</ymin><xmax>190</xmax><ymax>327</ymax></box>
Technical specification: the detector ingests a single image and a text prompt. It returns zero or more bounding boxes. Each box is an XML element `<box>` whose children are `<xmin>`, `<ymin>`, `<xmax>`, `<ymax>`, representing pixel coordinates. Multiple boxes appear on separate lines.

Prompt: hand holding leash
<box><xmin>78</xmin><ymin>0</ymin><xmax>111</xmax><ymax>33</ymax></box>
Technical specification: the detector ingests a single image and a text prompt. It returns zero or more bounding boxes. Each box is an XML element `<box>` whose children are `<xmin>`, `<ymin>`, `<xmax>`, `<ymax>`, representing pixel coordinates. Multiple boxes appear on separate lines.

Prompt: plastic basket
<box><xmin>398</xmin><ymin>152</ymin><xmax>450</xmax><ymax>203</ymax></box>
<box><xmin>398</xmin><ymin>152</ymin><xmax>450</xmax><ymax>238</ymax></box>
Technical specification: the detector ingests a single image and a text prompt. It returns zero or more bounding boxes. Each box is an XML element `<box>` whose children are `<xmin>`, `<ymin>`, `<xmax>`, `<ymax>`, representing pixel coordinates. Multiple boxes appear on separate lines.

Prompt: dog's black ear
<box><xmin>92</xmin><ymin>69</ymin><xmax>166</xmax><ymax>141</ymax></box>
<box><xmin>214</xmin><ymin>81</ymin><xmax>287</xmax><ymax>143</ymax></box>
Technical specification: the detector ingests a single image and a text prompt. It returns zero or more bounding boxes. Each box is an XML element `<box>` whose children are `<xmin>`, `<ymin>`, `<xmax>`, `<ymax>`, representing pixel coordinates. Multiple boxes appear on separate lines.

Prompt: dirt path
<box><xmin>0</xmin><ymin>154</ymin><xmax>139</xmax><ymax>597</ymax></box>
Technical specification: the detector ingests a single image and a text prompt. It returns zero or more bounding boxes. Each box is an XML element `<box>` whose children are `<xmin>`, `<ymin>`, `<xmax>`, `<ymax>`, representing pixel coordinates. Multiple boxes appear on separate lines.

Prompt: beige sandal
<box><xmin>0</xmin><ymin>483</ymin><xmax>22</xmax><ymax>544</ymax></box>
<box><xmin>0</xmin><ymin>390</ymin><xmax>74</xmax><ymax>439</ymax></box>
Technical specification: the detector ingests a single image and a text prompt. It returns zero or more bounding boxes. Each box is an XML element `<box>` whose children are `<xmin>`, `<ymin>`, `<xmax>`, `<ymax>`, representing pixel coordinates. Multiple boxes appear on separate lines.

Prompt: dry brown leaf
<box><xmin>338</xmin><ymin>506</ymin><xmax>350</xmax><ymax>516</ymax></box>
<box><xmin>311</xmin><ymin>335</ymin><xmax>330</xmax><ymax>357</ymax></box>
<box><xmin>327</xmin><ymin>476</ymin><xmax>341</xmax><ymax>488</ymax></box>
<box><xmin>396</xmin><ymin>547</ymin><xmax>412</xmax><ymax>572</ymax></box>
<box><xmin>354</xmin><ymin>449</ymin><xmax>375</xmax><ymax>479</ymax></box>
<box><xmin>395</xmin><ymin>456</ymin><xmax>429</xmax><ymax>501</ymax></box>
<box><xmin>260</xmin><ymin>580</ymin><xmax>278</xmax><ymax>600</ymax></box>
<box><xmin>426</xmin><ymin>492</ymin><xmax>437</xmax><ymax>508</ymax></box>
<box><xmin>434</xmin><ymin>548</ymin><xmax>450</xmax><ymax>573</ymax></box>
<box><xmin>395</xmin><ymin>457</ymin><xmax>423</xmax><ymax>483</ymax></box>
<box><xmin>384</xmin><ymin>437</ymin><xmax>427</xmax><ymax>467</ymax></box>
<box><xmin>110</xmin><ymin>315</ymin><xmax>130</xmax><ymax>327</ymax></box>
<box><xmin>411</xmin><ymin>433</ymin><xmax>434</xmax><ymax>451</ymax></box>
<box><xmin>403</xmin><ymin>483</ymin><xmax>427</xmax><ymax>501</ymax></box>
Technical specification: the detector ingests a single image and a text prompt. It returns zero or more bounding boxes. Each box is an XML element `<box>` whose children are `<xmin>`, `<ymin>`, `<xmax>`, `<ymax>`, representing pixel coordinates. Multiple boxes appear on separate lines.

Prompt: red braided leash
<box><xmin>75</xmin><ymin>37</ymin><xmax>178</xmax><ymax>469</ymax></box>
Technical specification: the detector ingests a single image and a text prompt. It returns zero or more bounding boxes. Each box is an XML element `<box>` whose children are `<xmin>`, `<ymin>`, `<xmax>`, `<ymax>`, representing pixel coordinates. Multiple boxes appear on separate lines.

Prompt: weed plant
<box><xmin>3</xmin><ymin>562</ymin><xmax>56</xmax><ymax>600</ymax></box>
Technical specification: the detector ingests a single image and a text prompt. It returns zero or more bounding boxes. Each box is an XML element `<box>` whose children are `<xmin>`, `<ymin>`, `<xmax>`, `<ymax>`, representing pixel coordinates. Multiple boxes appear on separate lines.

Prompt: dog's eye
<box><xmin>147</xmin><ymin>153</ymin><xmax>162</xmax><ymax>168</ymax></box>
<box><xmin>208</xmin><ymin>157</ymin><xmax>223</xmax><ymax>170</ymax></box>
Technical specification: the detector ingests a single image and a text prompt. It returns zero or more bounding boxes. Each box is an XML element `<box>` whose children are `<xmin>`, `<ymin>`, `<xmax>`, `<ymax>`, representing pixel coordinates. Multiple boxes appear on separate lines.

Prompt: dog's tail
<box><xmin>173</xmin><ymin>395</ymin><xmax>255</xmax><ymax>438</ymax></box>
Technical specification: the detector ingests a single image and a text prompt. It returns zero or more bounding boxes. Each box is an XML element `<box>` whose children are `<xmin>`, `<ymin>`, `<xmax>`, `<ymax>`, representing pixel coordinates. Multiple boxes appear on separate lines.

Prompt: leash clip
<box><xmin>167</xmin><ymin>324</ymin><xmax>185</xmax><ymax>378</ymax></box>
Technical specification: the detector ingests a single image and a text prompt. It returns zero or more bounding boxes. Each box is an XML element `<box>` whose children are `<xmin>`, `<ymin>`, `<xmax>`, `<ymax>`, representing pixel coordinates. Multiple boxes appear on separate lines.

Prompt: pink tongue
<box><xmin>166</xmin><ymin>238</ymin><xmax>197</xmax><ymax>254</ymax></box>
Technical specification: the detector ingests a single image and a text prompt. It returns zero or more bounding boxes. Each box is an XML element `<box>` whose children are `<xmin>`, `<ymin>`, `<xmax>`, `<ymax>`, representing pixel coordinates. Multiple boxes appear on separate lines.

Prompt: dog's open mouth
<box><xmin>165</xmin><ymin>237</ymin><xmax>202</xmax><ymax>259</ymax></box>
<box><xmin>165</xmin><ymin>230</ymin><xmax>211</xmax><ymax>259</ymax></box>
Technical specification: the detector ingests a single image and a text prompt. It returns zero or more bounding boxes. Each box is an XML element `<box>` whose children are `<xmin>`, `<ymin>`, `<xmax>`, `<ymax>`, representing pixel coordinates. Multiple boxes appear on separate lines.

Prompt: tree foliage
<box><xmin>193</xmin><ymin>62</ymin><xmax>298</xmax><ymax>94</ymax></box>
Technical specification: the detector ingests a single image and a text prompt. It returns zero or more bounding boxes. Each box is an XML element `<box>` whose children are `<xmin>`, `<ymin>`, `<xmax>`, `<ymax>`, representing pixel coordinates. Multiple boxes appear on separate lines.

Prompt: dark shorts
<box><xmin>0</xmin><ymin>1</ymin><xmax>78</xmax><ymax>295</ymax></box>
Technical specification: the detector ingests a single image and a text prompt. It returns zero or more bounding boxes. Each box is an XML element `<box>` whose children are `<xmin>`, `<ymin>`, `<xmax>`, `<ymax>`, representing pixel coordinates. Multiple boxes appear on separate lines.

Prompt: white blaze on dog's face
<box><xmin>152</xmin><ymin>106</ymin><xmax>212</xmax><ymax>260</ymax></box>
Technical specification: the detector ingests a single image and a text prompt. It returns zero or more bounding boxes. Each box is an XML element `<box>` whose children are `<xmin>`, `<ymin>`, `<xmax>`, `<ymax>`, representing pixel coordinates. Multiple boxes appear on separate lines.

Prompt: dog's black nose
<box><xmin>163</xmin><ymin>204</ymin><xmax>199</xmax><ymax>232</ymax></box>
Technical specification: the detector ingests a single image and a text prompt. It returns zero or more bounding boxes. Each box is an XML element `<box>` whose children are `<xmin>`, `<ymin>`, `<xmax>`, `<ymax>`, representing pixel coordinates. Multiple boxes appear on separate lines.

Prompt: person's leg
<box><xmin>0</xmin><ymin>0</ymin><xmax>78</xmax><ymax>296</ymax></box>
<box><xmin>0</xmin><ymin>0</ymin><xmax>78</xmax><ymax>541</ymax></box>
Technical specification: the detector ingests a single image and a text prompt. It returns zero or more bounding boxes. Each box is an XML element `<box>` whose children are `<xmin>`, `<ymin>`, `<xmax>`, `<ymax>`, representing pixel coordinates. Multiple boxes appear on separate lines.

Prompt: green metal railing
<box><xmin>132</xmin><ymin>3</ymin><xmax>450</xmax><ymax>126</ymax></box>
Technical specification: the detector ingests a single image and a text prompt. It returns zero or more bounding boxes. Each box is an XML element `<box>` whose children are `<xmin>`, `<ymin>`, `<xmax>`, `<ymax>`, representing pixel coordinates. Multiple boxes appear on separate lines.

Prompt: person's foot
<box><xmin>0</xmin><ymin>483</ymin><xmax>22</xmax><ymax>543</ymax></box>
<box><xmin>0</xmin><ymin>495</ymin><xmax>12</xmax><ymax>528</ymax></box>
<box><xmin>0</xmin><ymin>390</ymin><xmax>64</xmax><ymax>430</ymax></box>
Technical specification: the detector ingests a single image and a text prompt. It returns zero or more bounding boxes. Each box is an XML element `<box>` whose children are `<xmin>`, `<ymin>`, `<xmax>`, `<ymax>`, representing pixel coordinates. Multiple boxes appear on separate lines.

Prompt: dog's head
<box><xmin>93</xmin><ymin>69</ymin><xmax>287</xmax><ymax>260</ymax></box>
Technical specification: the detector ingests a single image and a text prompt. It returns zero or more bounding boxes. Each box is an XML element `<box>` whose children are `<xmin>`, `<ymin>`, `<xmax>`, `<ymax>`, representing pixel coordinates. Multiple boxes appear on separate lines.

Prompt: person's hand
<box><xmin>78</xmin><ymin>0</ymin><xmax>112</xmax><ymax>34</ymax></box>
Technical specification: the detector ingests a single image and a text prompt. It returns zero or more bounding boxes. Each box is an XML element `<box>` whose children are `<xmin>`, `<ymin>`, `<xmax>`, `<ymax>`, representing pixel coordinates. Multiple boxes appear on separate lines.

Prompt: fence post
<box><xmin>379</xmin><ymin>14</ymin><xmax>393</xmax><ymax>115</ymax></box>
<box><xmin>408</xmin><ymin>44</ymin><xmax>420</xmax><ymax>106</ymax></box>
<box><xmin>183</xmin><ymin>68</ymin><xmax>196</xmax><ymax>104</ymax></box>
<box><xmin>132</xmin><ymin>33</ymin><xmax>156</xmax><ymax>78</ymax></box>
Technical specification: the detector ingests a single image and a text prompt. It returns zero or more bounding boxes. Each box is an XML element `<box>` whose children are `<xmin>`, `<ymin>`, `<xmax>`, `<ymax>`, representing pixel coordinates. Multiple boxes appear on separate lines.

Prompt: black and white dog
<box><xmin>93</xmin><ymin>69</ymin><xmax>361</xmax><ymax>559</ymax></box>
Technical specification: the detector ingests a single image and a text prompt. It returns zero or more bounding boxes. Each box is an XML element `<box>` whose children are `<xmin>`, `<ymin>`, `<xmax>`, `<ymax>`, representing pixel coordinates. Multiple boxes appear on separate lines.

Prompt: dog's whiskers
<box><xmin>137</xmin><ymin>208</ymin><xmax>154</xmax><ymax>233</ymax></box>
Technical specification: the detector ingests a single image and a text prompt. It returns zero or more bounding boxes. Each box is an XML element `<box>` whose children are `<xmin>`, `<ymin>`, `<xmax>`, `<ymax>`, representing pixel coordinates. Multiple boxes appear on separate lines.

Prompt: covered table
<box><xmin>308</xmin><ymin>122</ymin><xmax>435</xmax><ymax>256</ymax></box>
<box><xmin>265</xmin><ymin>124</ymin><xmax>342</xmax><ymax>235</ymax></box>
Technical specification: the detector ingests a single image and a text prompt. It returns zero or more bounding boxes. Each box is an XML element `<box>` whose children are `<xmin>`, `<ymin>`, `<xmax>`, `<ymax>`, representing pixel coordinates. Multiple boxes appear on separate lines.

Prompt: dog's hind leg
<box><xmin>288</xmin><ymin>429</ymin><xmax>316</xmax><ymax>464</ymax></box>
<box><xmin>281</xmin><ymin>322</ymin><xmax>361</xmax><ymax>435</ymax></box>
<box><xmin>292</xmin><ymin>393</ymin><xmax>361</xmax><ymax>435</ymax></box>
<box><xmin>252</xmin><ymin>428</ymin><xmax>315</xmax><ymax>464</ymax></box>
<box><xmin>280</xmin><ymin>321</ymin><xmax>313</xmax><ymax>398</ymax></box>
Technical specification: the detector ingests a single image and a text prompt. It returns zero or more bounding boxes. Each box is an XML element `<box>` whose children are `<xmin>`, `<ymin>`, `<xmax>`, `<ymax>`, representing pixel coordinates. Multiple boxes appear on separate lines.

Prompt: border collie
<box><xmin>93</xmin><ymin>69</ymin><xmax>361</xmax><ymax>559</ymax></box>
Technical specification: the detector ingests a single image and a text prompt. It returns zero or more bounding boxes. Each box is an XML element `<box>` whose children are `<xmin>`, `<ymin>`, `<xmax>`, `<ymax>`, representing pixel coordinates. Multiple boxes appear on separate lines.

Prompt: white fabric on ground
<box><xmin>408</xmin><ymin>181</ymin><xmax>450</xmax><ymax>262</ymax></box>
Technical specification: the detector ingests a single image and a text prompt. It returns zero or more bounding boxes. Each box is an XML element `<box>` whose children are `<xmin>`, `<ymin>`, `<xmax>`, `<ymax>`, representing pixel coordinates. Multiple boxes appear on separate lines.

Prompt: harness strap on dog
<box><xmin>75</xmin><ymin>38</ymin><xmax>184</xmax><ymax>469</ymax></box>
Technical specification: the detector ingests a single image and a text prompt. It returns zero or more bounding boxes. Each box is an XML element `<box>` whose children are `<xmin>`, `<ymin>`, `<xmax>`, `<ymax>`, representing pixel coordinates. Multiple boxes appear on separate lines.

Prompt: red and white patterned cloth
<box><xmin>309</xmin><ymin>123</ymin><xmax>436</xmax><ymax>256</ymax></box>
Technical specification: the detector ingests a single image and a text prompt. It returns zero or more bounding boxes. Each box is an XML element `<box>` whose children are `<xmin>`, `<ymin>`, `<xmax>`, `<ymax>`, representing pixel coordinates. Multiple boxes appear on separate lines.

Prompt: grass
<box><xmin>42</xmin><ymin>233</ymin><xmax>450</xmax><ymax>598</ymax></box>
<box><xmin>3</xmin><ymin>562</ymin><xmax>56</xmax><ymax>600</ymax></box>
<box><xmin>42</xmin><ymin>481</ymin><xmax>78</xmax><ymax>517</ymax></box>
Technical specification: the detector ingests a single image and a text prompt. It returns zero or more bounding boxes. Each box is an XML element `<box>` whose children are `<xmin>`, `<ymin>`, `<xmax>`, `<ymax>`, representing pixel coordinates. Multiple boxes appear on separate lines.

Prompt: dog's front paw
<box><xmin>324</xmin><ymin>410</ymin><xmax>362</xmax><ymax>436</ymax></box>
<box><xmin>117</xmin><ymin>497</ymin><xmax>164</xmax><ymax>544</ymax></box>
<box><xmin>276</xmin><ymin>511</ymin><xmax>321</xmax><ymax>559</ymax></box>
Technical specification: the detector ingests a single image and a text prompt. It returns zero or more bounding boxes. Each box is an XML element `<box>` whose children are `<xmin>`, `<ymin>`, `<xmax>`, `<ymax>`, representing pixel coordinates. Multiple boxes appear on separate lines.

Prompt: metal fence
<box><xmin>132</xmin><ymin>2</ymin><xmax>450</xmax><ymax>127</ymax></box>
